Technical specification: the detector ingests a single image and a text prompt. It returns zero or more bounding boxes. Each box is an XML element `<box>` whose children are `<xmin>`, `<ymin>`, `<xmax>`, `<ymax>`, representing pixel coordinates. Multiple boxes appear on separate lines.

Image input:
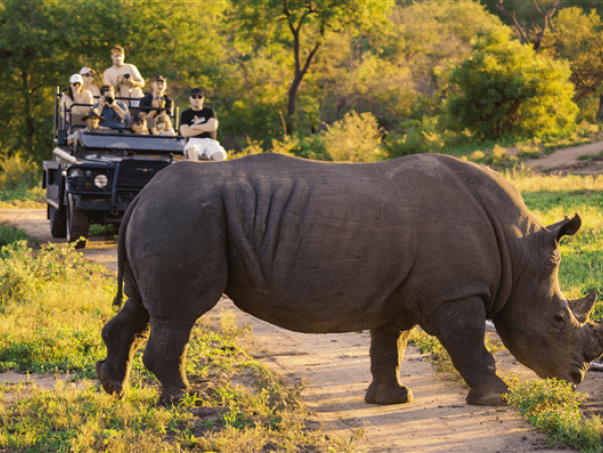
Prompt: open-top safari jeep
<box><xmin>42</xmin><ymin>87</ymin><xmax>185</xmax><ymax>248</ymax></box>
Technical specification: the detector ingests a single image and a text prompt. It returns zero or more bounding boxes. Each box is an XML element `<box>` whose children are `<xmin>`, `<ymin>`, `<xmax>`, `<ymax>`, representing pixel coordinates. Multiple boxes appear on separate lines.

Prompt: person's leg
<box><xmin>208</xmin><ymin>143</ymin><xmax>227</xmax><ymax>161</ymax></box>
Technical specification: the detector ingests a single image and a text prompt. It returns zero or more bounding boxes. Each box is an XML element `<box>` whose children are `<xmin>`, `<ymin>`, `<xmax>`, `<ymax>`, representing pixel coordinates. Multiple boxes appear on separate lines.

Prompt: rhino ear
<box><xmin>546</xmin><ymin>214</ymin><xmax>581</xmax><ymax>244</ymax></box>
<box><xmin>569</xmin><ymin>292</ymin><xmax>597</xmax><ymax>323</ymax></box>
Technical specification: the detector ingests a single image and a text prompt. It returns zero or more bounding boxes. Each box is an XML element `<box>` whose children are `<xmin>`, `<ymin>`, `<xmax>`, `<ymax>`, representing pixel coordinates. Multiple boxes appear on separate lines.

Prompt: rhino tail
<box><xmin>112</xmin><ymin>195</ymin><xmax>139</xmax><ymax>308</ymax></box>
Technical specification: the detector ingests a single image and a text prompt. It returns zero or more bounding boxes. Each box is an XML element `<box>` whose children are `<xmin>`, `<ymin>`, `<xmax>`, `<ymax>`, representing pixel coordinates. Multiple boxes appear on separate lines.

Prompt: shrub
<box><xmin>505</xmin><ymin>379</ymin><xmax>603</xmax><ymax>452</ymax></box>
<box><xmin>447</xmin><ymin>29</ymin><xmax>578</xmax><ymax>140</ymax></box>
<box><xmin>0</xmin><ymin>150</ymin><xmax>40</xmax><ymax>191</ymax></box>
<box><xmin>319</xmin><ymin>110</ymin><xmax>386</xmax><ymax>162</ymax></box>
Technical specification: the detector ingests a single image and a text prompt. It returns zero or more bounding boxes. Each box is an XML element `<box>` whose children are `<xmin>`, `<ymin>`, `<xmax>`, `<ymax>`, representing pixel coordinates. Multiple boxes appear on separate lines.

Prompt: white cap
<box><xmin>69</xmin><ymin>73</ymin><xmax>84</xmax><ymax>84</ymax></box>
<box><xmin>79</xmin><ymin>67</ymin><xmax>93</xmax><ymax>75</ymax></box>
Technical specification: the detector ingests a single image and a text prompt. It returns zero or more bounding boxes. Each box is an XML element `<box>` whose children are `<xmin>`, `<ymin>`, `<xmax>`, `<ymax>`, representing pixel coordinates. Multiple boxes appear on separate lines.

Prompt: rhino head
<box><xmin>493</xmin><ymin>214</ymin><xmax>603</xmax><ymax>386</ymax></box>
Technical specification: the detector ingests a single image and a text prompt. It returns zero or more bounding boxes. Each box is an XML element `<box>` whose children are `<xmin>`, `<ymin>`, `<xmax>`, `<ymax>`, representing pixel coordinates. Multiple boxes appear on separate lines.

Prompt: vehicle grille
<box><xmin>116</xmin><ymin>159</ymin><xmax>170</xmax><ymax>189</ymax></box>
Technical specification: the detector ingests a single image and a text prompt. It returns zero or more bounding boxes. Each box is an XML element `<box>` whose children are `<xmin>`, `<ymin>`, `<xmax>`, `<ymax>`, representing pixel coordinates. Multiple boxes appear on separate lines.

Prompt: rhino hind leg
<box><xmin>97</xmin><ymin>297</ymin><xmax>150</xmax><ymax>398</ymax></box>
<box><xmin>142</xmin><ymin>317</ymin><xmax>201</xmax><ymax>406</ymax></box>
<box><xmin>365</xmin><ymin>326</ymin><xmax>414</xmax><ymax>405</ymax></box>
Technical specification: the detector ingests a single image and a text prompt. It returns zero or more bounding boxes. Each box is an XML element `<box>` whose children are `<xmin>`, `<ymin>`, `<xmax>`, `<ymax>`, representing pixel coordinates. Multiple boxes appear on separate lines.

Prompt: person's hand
<box><xmin>152</xmin><ymin>97</ymin><xmax>166</xmax><ymax>108</ymax></box>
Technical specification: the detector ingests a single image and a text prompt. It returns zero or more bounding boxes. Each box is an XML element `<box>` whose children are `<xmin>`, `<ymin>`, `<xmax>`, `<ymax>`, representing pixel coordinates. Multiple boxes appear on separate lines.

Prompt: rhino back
<box><xmin>128</xmin><ymin>154</ymin><xmax>529</xmax><ymax>333</ymax></box>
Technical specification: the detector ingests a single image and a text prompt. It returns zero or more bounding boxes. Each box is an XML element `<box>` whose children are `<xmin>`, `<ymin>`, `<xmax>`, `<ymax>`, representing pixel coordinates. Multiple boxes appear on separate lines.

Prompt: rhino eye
<box><xmin>552</xmin><ymin>309</ymin><xmax>568</xmax><ymax>327</ymax></box>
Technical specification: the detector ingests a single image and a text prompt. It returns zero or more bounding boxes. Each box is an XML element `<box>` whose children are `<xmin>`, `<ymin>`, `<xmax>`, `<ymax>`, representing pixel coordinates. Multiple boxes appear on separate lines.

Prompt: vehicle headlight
<box><xmin>94</xmin><ymin>174</ymin><xmax>109</xmax><ymax>188</ymax></box>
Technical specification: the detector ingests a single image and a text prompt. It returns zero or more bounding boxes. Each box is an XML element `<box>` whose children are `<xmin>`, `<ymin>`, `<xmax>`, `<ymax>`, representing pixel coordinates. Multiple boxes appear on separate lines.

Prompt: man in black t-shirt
<box><xmin>180</xmin><ymin>87</ymin><xmax>226</xmax><ymax>161</ymax></box>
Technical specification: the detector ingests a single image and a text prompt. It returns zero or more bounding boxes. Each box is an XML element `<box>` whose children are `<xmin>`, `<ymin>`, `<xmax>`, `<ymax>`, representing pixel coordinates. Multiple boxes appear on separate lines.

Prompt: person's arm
<box><xmin>83</xmin><ymin>90</ymin><xmax>93</xmax><ymax>105</ymax></box>
<box><xmin>126</xmin><ymin>65</ymin><xmax>144</xmax><ymax>89</ymax></box>
<box><xmin>107</xmin><ymin>101</ymin><xmax>129</xmax><ymax>121</ymax></box>
<box><xmin>118</xmin><ymin>102</ymin><xmax>131</xmax><ymax>122</ymax></box>
<box><xmin>103</xmin><ymin>70</ymin><xmax>112</xmax><ymax>87</ymax></box>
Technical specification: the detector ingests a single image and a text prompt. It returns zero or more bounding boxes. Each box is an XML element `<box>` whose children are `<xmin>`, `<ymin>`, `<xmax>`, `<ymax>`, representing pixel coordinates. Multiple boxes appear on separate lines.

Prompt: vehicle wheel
<box><xmin>49</xmin><ymin>205</ymin><xmax>67</xmax><ymax>238</ymax></box>
<box><xmin>66</xmin><ymin>194</ymin><xmax>90</xmax><ymax>249</ymax></box>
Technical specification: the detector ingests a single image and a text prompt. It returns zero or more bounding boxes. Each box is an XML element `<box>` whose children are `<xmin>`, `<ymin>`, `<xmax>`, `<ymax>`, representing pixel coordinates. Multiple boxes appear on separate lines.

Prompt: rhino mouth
<box><xmin>571</xmin><ymin>363</ymin><xmax>588</xmax><ymax>387</ymax></box>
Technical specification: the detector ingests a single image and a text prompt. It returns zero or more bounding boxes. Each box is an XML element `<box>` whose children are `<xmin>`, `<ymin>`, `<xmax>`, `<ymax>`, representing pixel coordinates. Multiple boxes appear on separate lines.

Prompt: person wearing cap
<box><xmin>180</xmin><ymin>88</ymin><xmax>227</xmax><ymax>162</ymax></box>
<box><xmin>67</xmin><ymin>109</ymin><xmax>107</xmax><ymax>146</ymax></box>
<box><xmin>139</xmin><ymin>75</ymin><xmax>173</xmax><ymax>119</ymax></box>
<box><xmin>132</xmin><ymin>113</ymin><xmax>150</xmax><ymax>135</ymax></box>
<box><xmin>60</xmin><ymin>73</ymin><xmax>94</xmax><ymax>118</ymax></box>
<box><xmin>79</xmin><ymin>67</ymin><xmax>100</xmax><ymax>97</ymax></box>
<box><xmin>103</xmin><ymin>45</ymin><xmax>144</xmax><ymax>99</ymax></box>
<box><xmin>92</xmin><ymin>85</ymin><xmax>131</xmax><ymax>129</ymax></box>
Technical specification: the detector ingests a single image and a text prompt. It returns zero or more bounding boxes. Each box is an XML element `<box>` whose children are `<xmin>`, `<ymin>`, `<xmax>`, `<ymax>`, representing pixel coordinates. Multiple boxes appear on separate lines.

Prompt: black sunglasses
<box><xmin>83</xmin><ymin>73</ymin><xmax>94</xmax><ymax>77</ymax></box>
<box><xmin>71</xmin><ymin>82</ymin><xmax>81</xmax><ymax>86</ymax></box>
<box><xmin>191</xmin><ymin>95</ymin><xmax>204</xmax><ymax>99</ymax></box>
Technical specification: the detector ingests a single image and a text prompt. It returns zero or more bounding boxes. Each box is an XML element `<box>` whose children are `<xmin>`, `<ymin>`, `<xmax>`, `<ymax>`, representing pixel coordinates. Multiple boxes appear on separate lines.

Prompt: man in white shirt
<box><xmin>103</xmin><ymin>45</ymin><xmax>144</xmax><ymax>100</ymax></box>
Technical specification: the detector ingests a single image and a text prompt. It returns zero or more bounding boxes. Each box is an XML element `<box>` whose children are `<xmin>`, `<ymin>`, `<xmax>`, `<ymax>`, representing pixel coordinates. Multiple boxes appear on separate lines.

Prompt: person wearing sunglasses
<box><xmin>139</xmin><ymin>75</ymin><xmax>173</xmax><ymax>119</ymax></box>
<box><xmin>60</xmin><ymin>73</ymin><xmax>93</xmax><ymax>119</ymax></box>
<box><xmin>103</xmin><ymin>45</ymin><xmax>144</xmax><ymax>100</ymax></box>
<box><xmin>180</xmin><ymin>87</ymin><xmax>227</xmax><ymax>162</ymax></box>
<box><xmin>79</xmin><ymin>67</ymin><xmax>100</xmax><ymax>97</ymax></box>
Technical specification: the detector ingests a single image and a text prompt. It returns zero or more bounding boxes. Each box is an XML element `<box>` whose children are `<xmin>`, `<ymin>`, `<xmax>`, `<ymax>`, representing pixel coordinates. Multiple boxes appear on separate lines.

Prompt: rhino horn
<box><xmin>569</xmin><ymin>292</ymin><xmax>597</xmax><ymax>323</ymax></box>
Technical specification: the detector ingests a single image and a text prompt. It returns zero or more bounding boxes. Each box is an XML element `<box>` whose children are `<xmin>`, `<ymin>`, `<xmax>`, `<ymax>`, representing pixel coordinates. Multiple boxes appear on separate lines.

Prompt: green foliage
<box><xmin>0</xmin><ymin>241</ymin><xmax>115</xmax><ymax>376</ymax></box>
<box><xmin>319</xmin><ymin>110</ymin><xmax>386</xmax><ymax>162</ymax></box>
<box><xmin>541</xmin><ymin>7</ymin><xmax>603</xmax><ymax>103</ymax></box>
<box><xmin>505</xmin><ymin>379</ymin><xmax>603</xmax><ymax>452</ymax></box>
<box><xmin>447</xmin><ymin>30</ymin><xmax>578</xmax><ymax>139</ymax></box>
<box><xmin>0</xmin><ymin>224</ymin><xmax>39</xmax><ymax>248</ymax></box>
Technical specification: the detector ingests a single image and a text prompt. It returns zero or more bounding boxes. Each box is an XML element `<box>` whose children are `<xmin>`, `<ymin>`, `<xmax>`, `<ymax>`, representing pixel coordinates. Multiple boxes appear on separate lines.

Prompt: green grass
<box><xmin>505</xmin><ymin>379</ymin><xmax>603</xmax><ymax>453</ymax></box>
<box><xmin>0</xmin><ymin>184</ymin><xmax>45</xmax><ymax>209</ymax></box>
<box><xmin>0</xmin><ymin>222</ymin><xmax>40</xmax><ymax>248</ymax></box>
<box><xmin>0</xmin><ymin>239</ymin><xmax>364</xmax><ymax>452</ymax></box>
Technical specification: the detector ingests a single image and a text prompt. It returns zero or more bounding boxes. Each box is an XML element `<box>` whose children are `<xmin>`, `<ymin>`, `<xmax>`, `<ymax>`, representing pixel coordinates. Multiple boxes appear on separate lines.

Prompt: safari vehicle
<box><xmin>42</xmin><ymin>87</ymin><xmax>185</xmax><ymax>248</ymax></box>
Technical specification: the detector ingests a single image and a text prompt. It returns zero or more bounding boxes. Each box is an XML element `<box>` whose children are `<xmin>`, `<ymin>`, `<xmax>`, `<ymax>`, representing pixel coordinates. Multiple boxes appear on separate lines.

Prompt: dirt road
<box><xmin>2</xmin><ymin>148</ymin><xmax>603</xmax><ymax>452</ymax></box>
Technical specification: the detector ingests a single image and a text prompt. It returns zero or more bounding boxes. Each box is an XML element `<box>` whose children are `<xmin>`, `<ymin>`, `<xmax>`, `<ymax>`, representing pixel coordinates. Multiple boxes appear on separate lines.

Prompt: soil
<box><xmin>2</xmin><ymin>146</ymin><xmax>603</xmax><ymax>452</ymax></box>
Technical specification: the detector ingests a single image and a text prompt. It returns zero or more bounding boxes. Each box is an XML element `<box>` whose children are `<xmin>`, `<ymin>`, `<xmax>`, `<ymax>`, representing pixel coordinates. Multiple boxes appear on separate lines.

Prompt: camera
<box><xmin>124</xmin><ymin>74</ymin><xmax>130</xmax><ymax>79</ymax></box>
<box><xmin>106</xmin><ymin>97</ymin><xmax>115</xmax><ymax>104</ymax></box>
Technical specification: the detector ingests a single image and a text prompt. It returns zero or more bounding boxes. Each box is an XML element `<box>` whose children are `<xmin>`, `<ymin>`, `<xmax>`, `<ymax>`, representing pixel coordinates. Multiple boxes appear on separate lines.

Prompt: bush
<box><xmin>319</xmin><ymin>110</ymin><xmax>386</xmax><ymax>162</ymax></box>
<box><xmin>0</xmin><ymin>150</ymin><xmax>40</xmax><ymax>191</ymax></box>
<box><xmin>447</xmin><ymin>29</ymin><xmax>578</xmax><ymax>140</ymax></box>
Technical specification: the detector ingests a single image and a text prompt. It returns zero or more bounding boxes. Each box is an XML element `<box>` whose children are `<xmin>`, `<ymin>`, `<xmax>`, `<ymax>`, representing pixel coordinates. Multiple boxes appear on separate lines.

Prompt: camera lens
<box><xmin>124</xmin><ymin>74</ymin><xmax>130</xmax><ymax>79</ymax></box>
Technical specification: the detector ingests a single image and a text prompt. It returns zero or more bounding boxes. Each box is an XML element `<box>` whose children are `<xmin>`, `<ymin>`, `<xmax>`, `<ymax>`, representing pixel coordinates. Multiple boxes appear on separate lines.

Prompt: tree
<box><xmin>540</xmin><ymin>7</ymin><xmax>603</xmax><ymax>103</ymax></box>
<box><xmin>446</xmin><ymin>29</ymin><xmax>577</xmax><ymax>139</ymax></box>
<box><xmin>233</xmin><ymin>0</ymin><xmax>391</xmax><ymax>121</ymax></box>
<box><xmin>0</xmin><ymin>0</ymin><xmax>80</xmax><ymax>160</ymax></box>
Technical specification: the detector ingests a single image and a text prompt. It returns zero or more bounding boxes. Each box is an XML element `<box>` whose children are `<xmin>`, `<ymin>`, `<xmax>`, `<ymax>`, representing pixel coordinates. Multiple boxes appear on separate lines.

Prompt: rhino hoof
<box><xmin>466</xmin><ymin>381</ymin><xmax>508</xmax><ymax>406</ymax></box>
<box><xmin>96</xmin><ymin>360</ymin><xmax>124</xmax><ymax>398</ymax></box>
<box><xmin>365</xmin><ymin>382</ymin><xmax>413</xmax><ymax>405</ymax></box>
<box><xmin>158</xmin><ymin>388</ymin><xmax>209</xmax><ymax>406</ymax></box>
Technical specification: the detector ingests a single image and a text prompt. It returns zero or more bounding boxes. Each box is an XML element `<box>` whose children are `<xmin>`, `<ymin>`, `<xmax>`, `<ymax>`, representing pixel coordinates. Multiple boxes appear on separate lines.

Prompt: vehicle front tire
<box><xmin>49</xmin><ymin>205</ymin><xmax>67</xmax><ymax>238</ymax></box>
<box><xmin>66</xmin><ymin>194</ymin><xmax>90</xmax><ymax>249</ymax></box>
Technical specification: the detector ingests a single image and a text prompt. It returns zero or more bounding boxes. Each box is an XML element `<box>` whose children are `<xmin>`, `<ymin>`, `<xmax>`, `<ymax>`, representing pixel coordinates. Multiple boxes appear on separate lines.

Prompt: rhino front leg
<box><xmin>96</xmin><ymin>297</ymin><xmax>150</xmax><ymax>398</ymax></box>
<box><xmin>435</xmin><ymin>298</ymin><xmax>508</xmax><ymax>406</ymax></box>
<box><xmin>365</xmin><ymin>326</ymin><xmax>414</xmax><ymax>405</ymax></box>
